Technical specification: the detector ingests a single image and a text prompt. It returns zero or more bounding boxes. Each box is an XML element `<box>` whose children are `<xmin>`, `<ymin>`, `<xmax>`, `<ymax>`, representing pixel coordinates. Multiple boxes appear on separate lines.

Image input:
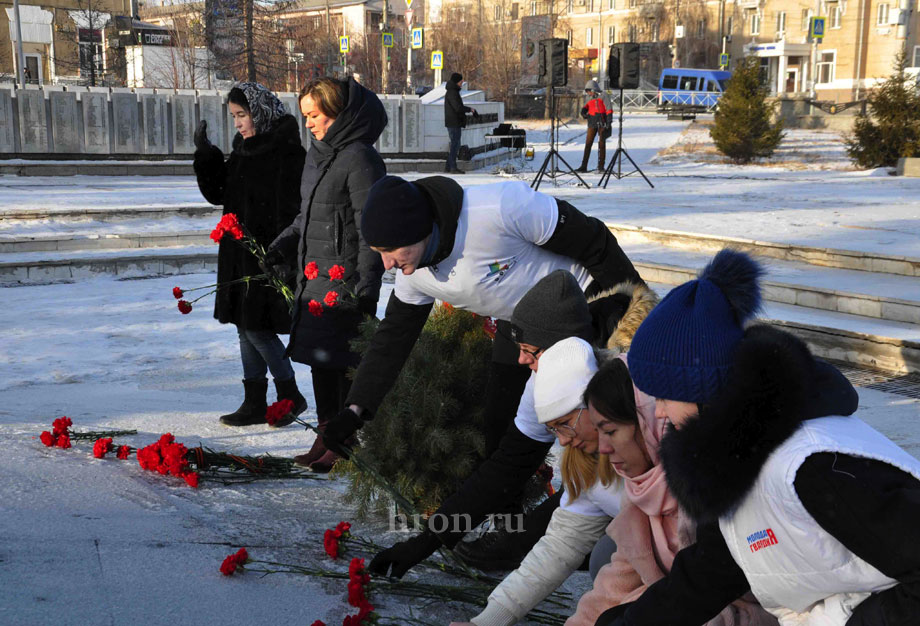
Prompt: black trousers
<box><xmin>311</xmin><ymin>366</ymin><xmax>351</xmax><ymax>425</ymax></box>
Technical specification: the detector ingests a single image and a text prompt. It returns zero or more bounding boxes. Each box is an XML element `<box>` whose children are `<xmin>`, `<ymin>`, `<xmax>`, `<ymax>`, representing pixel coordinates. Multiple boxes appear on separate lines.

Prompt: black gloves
<box><xmin>194</xmin><ymin>120</ymin><xmax>212</xmax><ymax>151</ymax></box>
<box><xmin>581</xmin><ymin>106</ymin><xmax>589</xmax><ymax>119</ymax></box>
<box><xmin>368</xmin><ymin>530</ymin><xmax>442</xmax><ymax>579</ymax></box>
<box><xmin>321</xmin><ymin>408</ymin><xmax>365</xmax><ymax>458</ymax></box>
<box><xmin>259</xmin><ymin>248</ymin><xmax>290</xmax><ymax>281</ymax></box>
<box><xmin>594</xmin><ymin>603</ymin><xmax>631</xmax><ymax>626</ymax></box>
<box><xmin>358</xmin><ymin>296</ymin><xmax>378</xmax><ymax>317</ymax></box>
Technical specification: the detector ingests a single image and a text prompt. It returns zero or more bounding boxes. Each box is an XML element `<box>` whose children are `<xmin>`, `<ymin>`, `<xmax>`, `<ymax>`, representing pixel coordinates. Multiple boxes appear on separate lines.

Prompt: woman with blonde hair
<box><xmin>265</xmin><ymin>76</ymin><xmax>387</xmax><ymax>471</ymax></box>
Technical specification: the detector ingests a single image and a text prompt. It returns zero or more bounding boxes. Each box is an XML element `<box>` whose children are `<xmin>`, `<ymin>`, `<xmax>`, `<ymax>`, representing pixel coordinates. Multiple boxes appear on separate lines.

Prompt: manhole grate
<box><xmin>831</xmin><ymin>361</ymin><xmax>920</xmax><ymax>400</ymax></box>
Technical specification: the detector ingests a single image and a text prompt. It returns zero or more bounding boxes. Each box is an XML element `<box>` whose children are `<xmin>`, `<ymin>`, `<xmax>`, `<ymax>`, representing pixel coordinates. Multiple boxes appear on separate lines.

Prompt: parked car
<box><xmin>658</xmin><ymin>68</ymin><xmax>732</xmax><ymax>115</ymax></box>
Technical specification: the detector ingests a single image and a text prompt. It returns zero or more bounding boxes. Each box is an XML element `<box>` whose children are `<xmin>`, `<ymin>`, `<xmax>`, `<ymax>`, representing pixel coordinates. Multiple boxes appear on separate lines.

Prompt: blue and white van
<box><xmin>658</xmin><ymin>68</ymin><xmax>732</xmax><ymax>113</ymax></box>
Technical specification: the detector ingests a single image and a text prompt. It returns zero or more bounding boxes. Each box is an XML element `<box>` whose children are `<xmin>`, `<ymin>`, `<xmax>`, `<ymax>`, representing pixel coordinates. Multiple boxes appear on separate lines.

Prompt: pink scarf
<box><xmin>616</xmin><ymin>354</ymin><xmax>680</xmax><ymax>567</ymax></box>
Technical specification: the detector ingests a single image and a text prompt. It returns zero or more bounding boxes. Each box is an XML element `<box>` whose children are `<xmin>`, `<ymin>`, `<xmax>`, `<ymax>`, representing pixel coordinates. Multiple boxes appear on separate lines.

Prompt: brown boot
<box><xmin>293</xmin><ymin>418</ymin><xmax>329</xmax><ymax>467</ymax></box>
<box><xmin>309</xmin><ymin>449</ymin><xmax>341</xmax><ymax>473</ymax></box>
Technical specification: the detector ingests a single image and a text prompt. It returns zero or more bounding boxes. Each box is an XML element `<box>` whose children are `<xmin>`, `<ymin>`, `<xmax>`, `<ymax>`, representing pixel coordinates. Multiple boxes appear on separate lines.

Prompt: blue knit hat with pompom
<box><xmin>628</xmin><ymin>249</ymin><xmax>763</xmax><ymax>404</ymax></box>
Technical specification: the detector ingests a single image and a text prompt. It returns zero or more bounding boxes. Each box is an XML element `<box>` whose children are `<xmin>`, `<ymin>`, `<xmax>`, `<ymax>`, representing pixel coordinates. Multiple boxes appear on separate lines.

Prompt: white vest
<box><xmin>394</xmin><ymin>181</ymin><xmax>593</xmax><ymax>321</ymax></box>
<box><xmin>719</xmin><ymin>415</ymin><xmax>920</xmax><ymax>626</ymax></box>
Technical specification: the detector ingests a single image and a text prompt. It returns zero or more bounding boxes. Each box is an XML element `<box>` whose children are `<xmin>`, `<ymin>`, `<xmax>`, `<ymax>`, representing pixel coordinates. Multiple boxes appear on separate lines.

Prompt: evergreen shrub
<box><xmin>846</xmin><ymin>52</ymin><xmax>920</xmax><ymax>169</ymax></box>
<box><xmin>709</xmin><ymin>56</ymin><xmax>785</xmax><ymax>163</ymax></box>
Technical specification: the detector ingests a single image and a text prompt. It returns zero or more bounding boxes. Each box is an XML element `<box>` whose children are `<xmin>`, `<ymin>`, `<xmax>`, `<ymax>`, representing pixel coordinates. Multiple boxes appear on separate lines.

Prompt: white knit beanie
<box><xmin>534</xmin><ymin>337</ymin><xmax>598</xmax><ymax>424</ymax></box>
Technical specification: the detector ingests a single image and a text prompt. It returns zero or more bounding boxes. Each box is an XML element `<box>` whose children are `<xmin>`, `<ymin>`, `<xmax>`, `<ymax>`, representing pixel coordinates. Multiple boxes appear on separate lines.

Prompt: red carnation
<box><xmin>219</xmin><ymin>547</ymin><xmax>249</xmax><ymax>576</ymax></box>
<box><xmin>323</xmin><ymin>291</ymin><xmax>339</xmax><ymax>307</ymax></box>
<box><xmin>93</xmin><ymin>437</ymin><xmax>114</xmax><ymax>459</ymax></box>
<box><xmin>311</xmin><ymin>622</ymin><xmax>327</xmax><ymax>626</ymax></box>
<box><xmin>52</xmin><ymin>416</ymin><xmax>72</xmax><ymax>436</ymax></box>
<box><xmin>116</xmin><ymin>445</ymin><xmax>131</xmax><ymax>460</ymax></box>
<box><xmin>183</xmin><ymin>472</ymin><xmax>199</xmax><ymax>488</ymax></box>
<box><xmin>178</xmin><ymin>300</ymin><xmax>193</xmax><ymax>314</ymax></box>
<box><xmin>265</xmin><ymin>399</ymin><xmax>295</xmax><ymax>426</ymax></box>
<box><xmin>304</xmin><ymin>261</ymin><xmax>319</xmax><ymax>280</ymax></box>
<box><xmin>40</xmin><ymin>431</ymin><xmax>55</xmax><ymax>447</ymax></box>
<box><xmin>347</xmin><ymin>579</ymin><xmax>367</xmax><ymax>607</ymax></box>
<box><xmin>308</xmin><ymin>300</ymin><xmax>323</xmax><ymax>317</ymax></box>
<box><xmin>55</xmin><ymin>434</ymin><xmax>71</xmax><ymax>449</ymax></box>
<box><xmin>324</xmin><ymin>529</ymin><xmax>340</xmax><ymax>560</ymax></box>
<box><xmin>172</xmin><ymin>286</ymin><xmax>183</xmax><ymax>299</ymax></box>
<box><xmin>335</xmin><ymin>521</ymin><xmax>352</xmax><ymax>535</ymax></box>
<box><xmin>342</xmin><ymin>603</ymin><xmax>374</xmax><ymax>626</ymax></box>
<box><xmin>328</xmin><ymin>264</ymin><xmax>345</xmax><ymax>281</ymax></box>
<box><xmin>482</xmin><ymin>317</ymin><xmax>497</xmax><ymax>339</ymax></box>
<box><xmin>348</xmin><ymin>557</ymin><xmax>370</xmax><ymax>586</ymax></box>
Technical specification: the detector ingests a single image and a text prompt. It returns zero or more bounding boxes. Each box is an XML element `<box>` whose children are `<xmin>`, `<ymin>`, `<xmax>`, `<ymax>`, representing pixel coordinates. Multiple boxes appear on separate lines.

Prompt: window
<box><xmin>651</xmin><ymin>20</ymin><xmax>660</xmax><ymax>39</ymax></box>
<box><xmin>609</xmin><ymin>0</ymin><xmax>615</xmax><ymax>8</ymax></box>
<box><xmin>629</xmin><ymin>0</ymin><xmax>636</xmax><ymax>7</ymax></box>
<box><xmin>608</xmin><ymin>25</ymin><xmax>615</xmax><ymax>43</ymax></box>
<box><xmin>829</xmin><ymin>4</ymin><xmax>841</xmax><ymax>27</ymax></box>
<box><xmin>776</xmin><ymin>11</ymin><xmax>786</xmax><ymax>34</ymax></box>
<box><xmin>662</xmin><ymin>74</ymin><xmax>678</xmax><ymax>88</ymax></box>
<box><xmin>628</xmin><ymin>23</ymin><xmax>637</xmax><ymax>40</ymax></box>
<box><xmin>912</xmin><ymin>45</ymin><xmax>920</xmax><ymax>67</ymax></box>
<box><xmin>697</xmin><ymin>19</ymin><xmax>705</xmax><ymax>38</ymax></box>
<box><xmin>78</xmin><ymin>28</ymin><xmax>104</xmax><ymax>79</ymax></box>
<box><xmin>567</xmin><ymin>29</ymin><xmax>573</xmax><ymax>44</ymax></box>
<box><xmin>679</xmin><ymin>75</ymin><xmax>698</xmax><ymax>90</ymax></box>
<box><xmin>494</xmin><ymin>5</ymin><xmax>502</xmax><ymax>19</ymax></box>
<box><xmin>877</xmin><ymin>3</ymin><xmax>889</xmax><ymax>25</ymax></box>
<box><xmin>801</xmin><ymin>8</ymin><xmax>813</xmax><ymax>30</ymax></box>
<box><xmin>817</xmin><ymin>50</ymin><xmax>836</xmax><ymax>83</ymax></box>
<box><xmin>586</xmin><ymin>27</ymin><xmax>593</xmax><ymax>45</ymax></box>
<box><xmin>750</xmin><ymin>11</ymin><xmax>761</xmax><ymax>35</ymax></box>
<box><xmin>531</xmin><ymin>1</ymin><xmax>537</xmax><ymax>15</ymax></box>
<box><xmin>511</xmin><ymin>2</ymin><xmax>520</xmax><ymax>19</ymax></box>
<box><xmin>727</xmin><ymin>16</ymin><xmax>733</xmax><ymax>34</ymax></box>
<box><xmin>567</xmin><ymin>0</ymin><xmax>573</xmax><ymax>13</ymax></box>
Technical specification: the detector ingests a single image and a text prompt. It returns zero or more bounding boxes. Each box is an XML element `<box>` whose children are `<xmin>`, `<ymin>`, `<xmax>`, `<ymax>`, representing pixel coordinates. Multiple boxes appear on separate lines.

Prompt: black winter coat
<box><xmin>194</xmin><ymin>114</ymin><xmax>305</xmax><ymax>334</ymax></box>
<box><xmin>270</xmin><ymin>78</ymin><xmax>387</xmax><ymax>369</ymax></box>
<box><xmin>444</xmin><ymin>80</ymin><xmax>472</xmax><ymax>128</ymax></box>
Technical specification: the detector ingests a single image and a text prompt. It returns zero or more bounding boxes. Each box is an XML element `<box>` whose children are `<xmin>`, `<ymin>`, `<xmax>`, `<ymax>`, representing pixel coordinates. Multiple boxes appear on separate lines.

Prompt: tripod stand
<box><xmin>598</xmin><ymin>87</ymin><xmax>654</xmax><ymax>189</ymax></box>
<box><xmin>532</xmin><ymin>87</ymin><xmax>590</xmax><ymax>191</ymax></box>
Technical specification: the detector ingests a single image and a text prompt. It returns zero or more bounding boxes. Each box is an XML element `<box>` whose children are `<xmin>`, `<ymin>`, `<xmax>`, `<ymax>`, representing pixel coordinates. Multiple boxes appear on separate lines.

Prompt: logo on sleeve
<box><xmin>747</xmin><ymin>528</ymin><xmax>779</xmax><ymax>553</ymax></box>
<box><xmin>483</xmin><ymin>258</ymin><xmax>516</xmax><ymax>283</ymax></box>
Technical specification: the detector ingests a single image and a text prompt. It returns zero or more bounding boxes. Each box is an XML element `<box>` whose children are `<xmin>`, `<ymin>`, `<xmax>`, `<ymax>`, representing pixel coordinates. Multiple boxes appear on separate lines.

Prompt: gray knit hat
<box><xmin>510</xmin><ymin>270</ymin><xmax>593</xmax><ymax>349</ymax></box>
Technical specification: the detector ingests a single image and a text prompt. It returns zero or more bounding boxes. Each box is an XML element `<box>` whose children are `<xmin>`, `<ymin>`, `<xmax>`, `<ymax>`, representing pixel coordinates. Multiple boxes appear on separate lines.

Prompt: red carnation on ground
<box><xmin>172</xmin><ymin>286</ymin><xmax>183</xmax><ymax>299</ymax></box>
<box><xmin>323</xmin><ymin>291</ymin><xmax>339</xmax><ymax>307</ymax></box>
<box><xmin>116</xmin><ymin>445</ymin><xmax>131</xmax><ymax>460</ymax></box>
<box><xmin>182</xmin><ymin>472</ymin><xmax>199</xmax><ymax>488</ymax></box>
<box><xmin>93</xmin><ymin>437</ymin><xmax>114</xmax><ymax>459</ymax></box>
<box><xmin>311</xmin><ymin>622</ymin><xmax>327</xmax><ymax>626</ymax></box>
<box><xmin>304</xmin><ymin>262</ymin><xmax>319</xmax><ymax>280</ymax></box>
<box><xmin>308</xmin><ymin>300</ymin><xmax>323</xmax><ymax>317</ymax></box>
<box><xmin>348</xmin><ymin>556</ymin><xmax>370</xmax><ymax>586</ymax></box>
<box><xmin>178</xmin><ymin>300</ymin><xmax>193</xmax><ymax>314</ymax></box>
<box><xmin>324</xmin><ymin>529</ymin><xmax>341</xmax><ymax>559</ymax></box>
<box><xmin>39</xmin><ymin>431</ymin><xmax>55</xmax><ymax>447</ymax></box>
<box><xmin>347</xmin><ymin>579</ymin><xmax>367</xmax><ymax>607</ymax></box>
<box><xmin>265</xmin><ymin>399</ymin><xmax>295</xmax><ymax>426</ymax></box>
<box><xmin>52</xmin><ymin>416</ymin><xmax>72</xmax><ymax>436</ymax></box>
<box><xmin>342</xmin><ymin>603</ymin><xmax>374</xmax><ymax>626</ymax></box>
<box><xmin>219</xmin><ymin>547</ymin><xmax>249</xmax><ymax>576</ymax></box>
<box><xmin>335</xmin><ymin>521</ymin><xmax>352</xmax><ymax>535</ymax></box>
<box><xmin>328</xmin><ymin>264</ymin><xmax>345</xmax><ymax>281</ymax></box>
<box><xmin>55</xmin><ymin>434</ymin><xmax>72</xmax><ymax>449</ymax></box>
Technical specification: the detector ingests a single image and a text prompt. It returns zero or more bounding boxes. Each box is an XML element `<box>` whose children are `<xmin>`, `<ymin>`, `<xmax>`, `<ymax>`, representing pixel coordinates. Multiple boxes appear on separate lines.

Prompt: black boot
<box><xmin>453</xmin><ymin>522</ymin><xmax>531</xmax><ymax>571</ymax></box>
<box><xmin>219</xmin><ymin>378</ymin><xmax>268</xmax><ymax>426</ymax></box>
<box><xmin>271</xmin><ymin>377</ymin><xmax>307</xmax><ymax>428</ymax></box>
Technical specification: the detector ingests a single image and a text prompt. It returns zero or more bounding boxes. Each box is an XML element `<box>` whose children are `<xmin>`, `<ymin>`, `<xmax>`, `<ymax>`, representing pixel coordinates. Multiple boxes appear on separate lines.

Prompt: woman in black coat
<box><xmin>267</xmin><ymin>77</ymin><xmax>387</xmax><ymax>471</ymax></box>
<box><xmin>193</xmin><ymin>82</ymin><xmax>307</xmax><ymax>427</ymax></box>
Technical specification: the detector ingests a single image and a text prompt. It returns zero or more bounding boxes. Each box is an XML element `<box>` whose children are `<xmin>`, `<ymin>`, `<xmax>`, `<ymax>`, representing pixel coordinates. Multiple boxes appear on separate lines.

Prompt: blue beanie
<box><xmin>628</xmin><ymin>249</ymin><xmax>764</xmax><ymax>404</ymax></box>
<box><xmin>361</xmin><ymin>176</ymin><xmax>434</xmax><ymax>248</ymax></box>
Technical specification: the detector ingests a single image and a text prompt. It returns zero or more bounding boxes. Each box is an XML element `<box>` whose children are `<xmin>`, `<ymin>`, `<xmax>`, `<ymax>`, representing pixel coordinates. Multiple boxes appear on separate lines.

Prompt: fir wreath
<box><xmin>335</xmin><ymin>304</ymin><xmax>550</xmax><ymax>519</ymax></box>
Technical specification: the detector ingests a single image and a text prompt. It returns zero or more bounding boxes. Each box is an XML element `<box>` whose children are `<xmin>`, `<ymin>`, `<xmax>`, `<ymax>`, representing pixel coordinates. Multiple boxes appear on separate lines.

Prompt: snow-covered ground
<box><xmin>2</xmin><ymin>115</ymin><xmax>920</xmax><ymax>625</ymax></box>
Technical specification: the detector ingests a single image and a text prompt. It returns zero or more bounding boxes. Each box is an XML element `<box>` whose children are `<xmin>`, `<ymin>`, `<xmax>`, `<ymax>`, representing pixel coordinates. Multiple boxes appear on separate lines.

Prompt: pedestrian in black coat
<box><xmin>193</xmin><ymin>82</ymin><xmax>308</xmax><ymax>427</ymax></box>
<box><xmin>266</xmin><ymin>77</ymin><xmax>387</xmax><ymax>472</ymax></box>
<box><xmin>444</xmin><ymin>72</ymin><xmax>476</xmax><ymax>174</ymax></box>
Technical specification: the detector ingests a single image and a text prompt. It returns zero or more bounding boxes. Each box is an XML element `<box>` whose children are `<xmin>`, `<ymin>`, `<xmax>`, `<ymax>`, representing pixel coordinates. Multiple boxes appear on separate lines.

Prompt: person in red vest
<box><xmin>576</xmin><ymin>80</ymin><xmax>612</xmax><ymax>174</ymax></box>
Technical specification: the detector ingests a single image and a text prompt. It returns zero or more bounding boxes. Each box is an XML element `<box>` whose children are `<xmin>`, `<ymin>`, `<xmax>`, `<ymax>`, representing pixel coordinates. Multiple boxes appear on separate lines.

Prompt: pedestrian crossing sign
<box><xmin>809</xmin><ymin>16</ymin><xmax>826</xmax><ymax>40</ymax></box>
<box><xmin>411</xmin><ymin>27</ymin><xmax>423</xmax><ymax>50</ymax></box>
<box><xmin>339</xmin><ymin>36</ymin><xmax>349</xmax><ymax>53</ymax></box>
<box><xmin>719</xmin><ymin>53</ymin><xmax>730</xmax><ymax>67</ymax></box>
<box><xmin>382</xmin><ymin>32</ymin><xmax>394</xmax><ymax>47</ymax></box>
<box><xmin>431</xmin><ymin>50</ymin><xmax>443</xmax><ymax>69</ymax></box>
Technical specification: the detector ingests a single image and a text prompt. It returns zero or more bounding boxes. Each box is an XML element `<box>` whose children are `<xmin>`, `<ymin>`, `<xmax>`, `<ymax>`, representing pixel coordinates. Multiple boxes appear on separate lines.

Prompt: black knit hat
<box><xmin>361</xmin><ymin>175</ymin><xmax>434</xmax><ymax>248</ymax></box>
<box><xmin>510</xmin><ymin>270</ymin><xmax>593</xmax><ymax>349</ymax></box>
<box><xmin>450</xmin><ymin>72</ymin><xmax>463</xmax><ymax>84</ymax></box>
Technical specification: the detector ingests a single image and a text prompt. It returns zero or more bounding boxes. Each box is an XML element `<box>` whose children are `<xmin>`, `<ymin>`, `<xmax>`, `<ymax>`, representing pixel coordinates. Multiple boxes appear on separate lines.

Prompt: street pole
<box><xmin>598</xmin><ymin>4</ymin><xmax>604</xmax><ymax>87</ymax></box>
<box><xmin>12</xmin><ymin>0</ymin><xmax>27</xmax><ymax>87</ymax></box>
<box><xmin>406</xmin><ymin>9</ymin><xmax>413</xmax><ymax>93</ymax></box>
<box><xmin>381</xmin><ymin>0</ymin><xmax>389</xmax><ymax>93</ymax></box>
<box><xmin>673</xmin><ymin>0</ymin><xmax>681</xmax><ymax>69</ymax></box>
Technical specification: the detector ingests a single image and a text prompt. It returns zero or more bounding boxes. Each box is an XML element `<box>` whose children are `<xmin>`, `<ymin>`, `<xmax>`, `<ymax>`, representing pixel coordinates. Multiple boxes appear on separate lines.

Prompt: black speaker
<box><xmin>538</xmin><ymin>38</ymin><xmax>568</xmax><ymax>87</ymax></box>
<box><xmin>608</xmin><ymin>43</ymin><xmax>640</xmax><ymax>89</ymax></box>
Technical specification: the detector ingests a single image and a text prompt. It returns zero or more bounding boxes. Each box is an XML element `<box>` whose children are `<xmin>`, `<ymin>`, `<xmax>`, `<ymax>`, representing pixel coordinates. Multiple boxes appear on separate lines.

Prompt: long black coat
<box><xmin>193</xmin><ymin>115</ymin><xmax>306</xmax><ymax>334</ymax></box>
<box><xmin>271</xmin><ymin>79</ymin><xmax>387</xmax><ymax>369</ymax></box>
<box><xmin>444</xmin><ymin>80</ymin><xmax>472</xmax><ymax>128</ymax></box>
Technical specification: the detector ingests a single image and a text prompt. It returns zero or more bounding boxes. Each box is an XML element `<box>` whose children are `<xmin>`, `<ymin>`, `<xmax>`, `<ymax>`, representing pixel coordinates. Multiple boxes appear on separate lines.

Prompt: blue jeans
<box><xmin>446</xmin><ymin>126</ymin><xmax>462</xmax><ymax>171</ymax></box>
<box><xmin>238</xmin><ymin>326</ymin><xmax>295</xmax><ymax>381</ymax></box>
<box><xmin>589</xmin><ymin>532</ymin><xmax>618</xmax><ymax>580</ymax></box>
